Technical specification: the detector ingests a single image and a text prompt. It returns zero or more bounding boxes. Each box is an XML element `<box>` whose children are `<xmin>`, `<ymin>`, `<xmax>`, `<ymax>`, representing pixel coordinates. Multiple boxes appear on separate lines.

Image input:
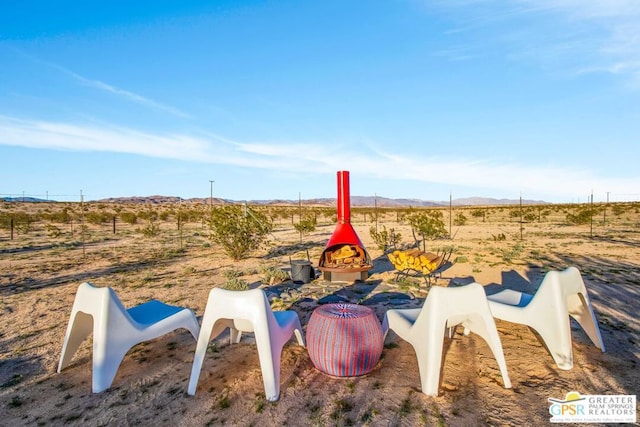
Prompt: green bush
<box><xmin>294</xmin><ymin>215</ymin><xmax>316</xmax><ymax>236</ymax></box>
<box><xmin>119</xmin><ymin>211</ymin><xmax>137</xmax><ymax>225</ymax></box>
<box><xmin>566</xmin><ymin>207</ymin><xmax>597</xmax><ymax>225</ymax></box>
<box><xmin>453</xmin><ymin>212</ymin><xmax>467</xmax><ymax>226</ymax></box>
<box><xmin>406</xmin><ymin>210</ymin><xmax>447</xmax><ymax>247</ymax></box>
<box><xmin>259</xmin><ymin>264</ymin><xmax>290</xmax><ymax>285</ymax></box>
<box><xmin>471</xmin><ymin>208</ymin><xmax>485</xmax><ymax>218</ymax></box>
<box><xmin>11</xmin><ymin>212</ymin><xmax>33</xmax><ymax>234</ymax></box>
<box><xmin>140</xmin><ymin>221</ymin><xmax>160</xmax><ymax>237</ymax></box>
<box><xmin>208</xmin><ymin>205</ymin><xmax>274</xmax><ymax>260</ymax></box>
<box><xmin>369</xmin><ymin>225</ymin><xmax>402</xmax><ymax>252</ymax></box>
<box><xmin>44</xmin><ymin>207</ymin><xmax>72</xmax><ymax>224</ymax></box>
<box><xmin>221</xmin><ymin>277</ymin><xmax>249</xmax><ymax>291</ymax></box>
<box><xmin>222</xmin><ymin>269</ymin><xmax>243</xmax><ymax>279</ymax></box>
<box><xmin>85</xmin><ymin>211</ymin><xmax>111</xmax><ymax>225</ymax></box>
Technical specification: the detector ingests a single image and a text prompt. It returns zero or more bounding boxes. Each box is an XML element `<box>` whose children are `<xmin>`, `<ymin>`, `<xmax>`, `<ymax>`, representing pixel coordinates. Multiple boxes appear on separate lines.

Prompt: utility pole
<box><xmin>80</xmin><ymin>190</ymin><xmax>86</xmax><ymax>258</ymax></box>
<box><xmin>590</xmin><ymin>190</ymin><xmax>594</xmax><ymax>238</ymax></box>
<box><xmin>298</xmin><ymin>192</ymin><xmax>302</xmax><ymax>244</ymax></box>
<box><xmin>178</xmin><ymin>197</ymin><xmax>183</xmax><ymax>249</ymax></box>
<box><xmin>374</xmin><ymin>193</ymin><xmax>378</xmax><ymax>234</ymax></box>
<box><xmin>209</xmin><ymin>180</ymin><xmax>215</xmax><ymax>208</ymax></box>
<box><xmin>604</xmin><ymin>191</ymin><xmax>609</xmax><ymax>226</ymax></box>
<box><xmin>519</xmin><ymin>195</ymin><xmax>523</xmax><ymax>240</ymax></box>
<box><xmin>449</xmin><ymin>191</ymin><xmax>452</xmax><ymax>238</ymax></box>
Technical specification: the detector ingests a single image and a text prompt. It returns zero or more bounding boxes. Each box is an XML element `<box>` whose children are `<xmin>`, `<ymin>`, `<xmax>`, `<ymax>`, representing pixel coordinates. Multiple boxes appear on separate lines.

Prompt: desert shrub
<box><xmin>85</xmin><ymin>211</ymin><xmax>111</xmax><ymax>225</ymax></box>
<box><xmin>138</xmin><ymin>208</ymin><xmax>159</xmax><ymax>222</ymax></box>
<box><xmin>119</xmin><ymin>211</ymin><xmax>137</xmax><ymax>225</ymax></box>
<box><xmin>405</xmin><ymin>210</ymin><xmax>447</xmax><ymax>248</ymax></box>
<box><xmin>222</xmin><ymin>269</ymin><xmax>243</xmax><ymax>279</ymax></box>
<box><xmin>208</xmin><ymin>205</ymin><xmax>274</xmax><ymax>261</ymax></box>
<box><xmin>612</xmin><ymin>205</ymin><xmax>626</xmax><ymax>216</ymax></box>
<box><xmin>179</xmin><ymin>207</ymin><xmax>203</xmax><ymax>223</ymax></box>
<box><xmin>259</xmin><ymin>264</ymin><xmax>290</xmax><ymax>285</ymax></box>
<box><xmin>508</xmin><ymin>207</ymin><xmax>539</xmax><ymax>223</ymax></box>
<box><xmin>566</xmin><ymin>207</ymin><xmax>597</xmax><ymax>225</ymax></box>
<box><xmin>539</xmin><ymin>208</ymin><xmax>551</xmax><ymax>220</ymax></box>
<box><xmin>453</xmin><ymin>212</ymin><xmax>467</xmax><ymax>226</ymax></box>
<box><xmin>471</xmin><ymin>208</ymin><xmax>486</xmax><ymax>222</ymax></box>
<box><xmin>492</xmin><ymin>233</ymin><xmax>506</xmax><ymax>241</ymax></box>
<box><xmin>11</xmin><ymin>212</ymin><xmax>33</xmax><ymax>234</ymax></box>
<box><xmin>44</xmin><ymin>207</ymin><xmax>72</xmax><ymax>224</ymax></box>
<box><xmin>369</xmin><ymin>225</ymin><xmax>402</xmax><ymax>252</ymax></box>
<box><xmin>140</xmin><ymin>221</ymin><xmax>160</xmax><ymax>237</ymax></box>
<box><xmin>135</xmin><ymin>207</ymin><xmax>161</xmax><ymax>237</ymax></box>
<box><xmin>501</xmin><ymin>242</ymin><xmax>524</xmax><ymax>264</ymax></box>
<box><xmin>221</xmin><ymin>277</ymin><xmax>249</xmax><ymax>291</ymax></box>
<box><xmin>0</xmin><ymin>213</ymin><xmax>11</xmax><ymax>229</ymax></box>
<box><xmin>46</xmin><ymin>224</ymin><xmax>61</xmax><ymax>238</ymax></box>
<box><xmin>294</xmin><ymin>215</ymin><xmax>317</xmax><ymax>236</ymax></box>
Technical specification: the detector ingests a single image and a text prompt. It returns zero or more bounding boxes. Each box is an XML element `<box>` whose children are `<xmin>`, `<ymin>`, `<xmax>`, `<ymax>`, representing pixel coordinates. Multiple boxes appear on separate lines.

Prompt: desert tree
<box><xmin>294</xmin><ymin>213</ymin><xmax>317</xmax><ymax>242</ymax></box>
<box><xmin>369</xmin><ymin>225</ymin><xmax>402</xmax><ymax>253</ymax></box>
<box><xmin>208</xmin><ymin>204</ymin><xmax>274</xmax><ymax>260</ymax></box>
<box><xmin>405</xmin><ymin>209</ymin><xmax>448</xmax><ymax>251</ymax></box>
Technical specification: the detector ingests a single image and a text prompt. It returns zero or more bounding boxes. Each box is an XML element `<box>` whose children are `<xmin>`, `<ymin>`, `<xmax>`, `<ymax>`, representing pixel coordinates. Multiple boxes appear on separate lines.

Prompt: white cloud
<box><xmin>1</xmin><ymin>115</ymin><xmax>638</xmax><ymax>201</ymax></box>
<box><xmin>0</xmin><ymin>115</ymin><xmax>209</xmax><ymax>160</ymax></box>
<box><xmin>74</xmin><ymin>76</ymin><xmax>190</xmax><ymax>119</ymax></box>
<box><xmin>20</xmin><ymin>52</ymin><xmax>190</xmax><ymax>118</ymax></box>
<box><xmin>431</xmin><ymin>0</ymin><xmax>640</xmax><ymax>86</ymax></box>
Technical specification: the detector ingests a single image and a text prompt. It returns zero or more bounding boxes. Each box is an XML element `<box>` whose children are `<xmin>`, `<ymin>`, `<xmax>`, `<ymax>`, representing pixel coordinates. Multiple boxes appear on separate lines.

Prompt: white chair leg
<box><xmin>293</xmin><ymin>327</ymin><xmax>305</xmax><ymax>347</ymax></box>
<box><xmin>533</xmin><ymin>317</ymin><xmax>574</xmax><ymax>370</ymax></box>
<box><xmin>230</xmin><ymin>328</ymin><xmax>242</xmax><ymax>344</ymax></box>
<box><xmin>414</xmin><ymin>322</ymin><xmax>446</xmax><ymax>396</ymax></box>
<box><xmin>58</xmin><ymin>311</ymin><xmax>93</xmax><ymax>373</ymax></box>
<box><xmin>255</xmin><ymin>334</ymin><xmax>280</xmax><ymax>401</ymax></box>
<box><xmin>567</xmin><ymin>293</ymin><xmax>606</xmax><ymax>351</ymax></box>
<box><xmin>187</xmin><ymin>313</ymin><xmax>222</xmax><ymax>395</ymax></box>
<box><xmin>92</xmin><ymin>344</ymin><xmax>130</xmax><ymax>393</ymax></box>
<box><xmin>467</xmin><ymin>317</ymin><xmax>512</xmax><ymax>389</ymax></box>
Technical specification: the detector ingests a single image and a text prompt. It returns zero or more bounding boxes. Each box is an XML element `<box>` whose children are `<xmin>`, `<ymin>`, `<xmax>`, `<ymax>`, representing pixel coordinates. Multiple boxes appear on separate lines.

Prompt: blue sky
<box><xmin>1</xmin><ymin>0</ymin><xmax>639</xmax><ymax>203</ymax></box>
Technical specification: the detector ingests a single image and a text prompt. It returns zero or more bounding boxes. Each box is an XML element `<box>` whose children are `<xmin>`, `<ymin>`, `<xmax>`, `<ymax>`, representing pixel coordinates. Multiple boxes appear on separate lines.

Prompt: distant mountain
<box><xmin>90</xmin><ymin>195</ymin><xmax>547</xmax><ymax>207</ymax></box>
<box><xmin>98</xmin><ymin>195</ymin><xmax>189</xmax><ymax>204</ymax></box>
<box><xmin>244</xmin><ymin>196</ymin><xmax>442</xmax><ymax>207</ymax></box>
<box><xmin>448</xmin><ymin>197</ymin><xmax>547</xmax><ymax>206</ymax></box>
<box><xmin>2</xmin><ymin>197</ymin><xmax>50</xmax><ymax>203</ymax></box>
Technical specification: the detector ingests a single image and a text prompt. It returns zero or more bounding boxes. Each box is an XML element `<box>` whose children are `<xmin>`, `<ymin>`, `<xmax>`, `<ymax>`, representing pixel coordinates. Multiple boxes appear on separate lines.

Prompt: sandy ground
<box><xmin>1</xmin><ymin>207</ymin><xmax>639</xmax><ymax>426</ymax></box>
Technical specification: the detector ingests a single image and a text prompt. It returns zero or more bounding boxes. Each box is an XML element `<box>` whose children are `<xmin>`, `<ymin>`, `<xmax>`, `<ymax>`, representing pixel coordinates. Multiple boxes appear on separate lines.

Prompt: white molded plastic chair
<box><xmin>57</xmin><ymin>282</ymin><xmax>200</xmax><ymax>393</ymax></box>
<box><xmin>486</xmin><ymin>266</ymin><xmax>605</xmax><ymax>370</ymax></box>
<box><xmin>382</xmin><ymin>282</ymin><xmax>511</xmax><ymax>396</ymax></box>
<box><xmin>187</xmin><ymin>288</ymin><xmax>305</xmax><ymax>401</ymax></box>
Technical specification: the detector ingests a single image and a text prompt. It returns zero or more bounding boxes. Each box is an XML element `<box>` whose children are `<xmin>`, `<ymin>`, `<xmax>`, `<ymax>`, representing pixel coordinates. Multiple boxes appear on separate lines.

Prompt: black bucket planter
<box><xmin>290</xmin><ymin>259</ymin><xmax>314</xmax><ymax>284</ymax></box>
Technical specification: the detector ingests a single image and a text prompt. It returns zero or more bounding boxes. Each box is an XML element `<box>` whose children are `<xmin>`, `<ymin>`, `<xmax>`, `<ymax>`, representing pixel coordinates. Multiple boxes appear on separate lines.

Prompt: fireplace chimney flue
<box><xmin>337</xmin><ymin>170</ymin><xmax>350</xmax><ymax>224</ymax></box>
<box><xmin>317</xmin><ymin>170</ymin><xmax>372</xmax><ymax>282</ymax></box>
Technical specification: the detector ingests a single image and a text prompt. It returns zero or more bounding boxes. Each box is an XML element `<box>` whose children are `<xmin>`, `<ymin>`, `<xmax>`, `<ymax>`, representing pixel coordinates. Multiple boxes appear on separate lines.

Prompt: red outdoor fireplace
<box><xmin>318</xmin><ymin>171</ymin><xmax>372</xmax><ymax>282</ymax></box>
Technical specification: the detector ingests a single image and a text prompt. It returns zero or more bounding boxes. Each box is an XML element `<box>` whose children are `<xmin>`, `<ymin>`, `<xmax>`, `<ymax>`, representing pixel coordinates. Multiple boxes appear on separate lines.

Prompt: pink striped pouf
<box><xmin>306</xmin><ymin>303</ymin><xmax>383</xmax><ymax>377</ymax></box>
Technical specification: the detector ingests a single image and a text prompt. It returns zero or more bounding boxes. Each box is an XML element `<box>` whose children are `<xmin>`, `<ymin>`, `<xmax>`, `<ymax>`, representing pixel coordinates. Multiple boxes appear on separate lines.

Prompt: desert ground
<box><xmin>0</xmin><ymin>201</ymin><xmax>638</xmax><ymax>426</ymax></box>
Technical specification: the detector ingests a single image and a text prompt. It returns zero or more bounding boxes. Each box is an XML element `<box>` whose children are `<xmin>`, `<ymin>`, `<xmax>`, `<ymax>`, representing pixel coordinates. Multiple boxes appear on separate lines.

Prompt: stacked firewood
<box><xmin>388</xmin><ymin>249</ymin><xmax>441</xmax><ymax>274</ymax></box>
